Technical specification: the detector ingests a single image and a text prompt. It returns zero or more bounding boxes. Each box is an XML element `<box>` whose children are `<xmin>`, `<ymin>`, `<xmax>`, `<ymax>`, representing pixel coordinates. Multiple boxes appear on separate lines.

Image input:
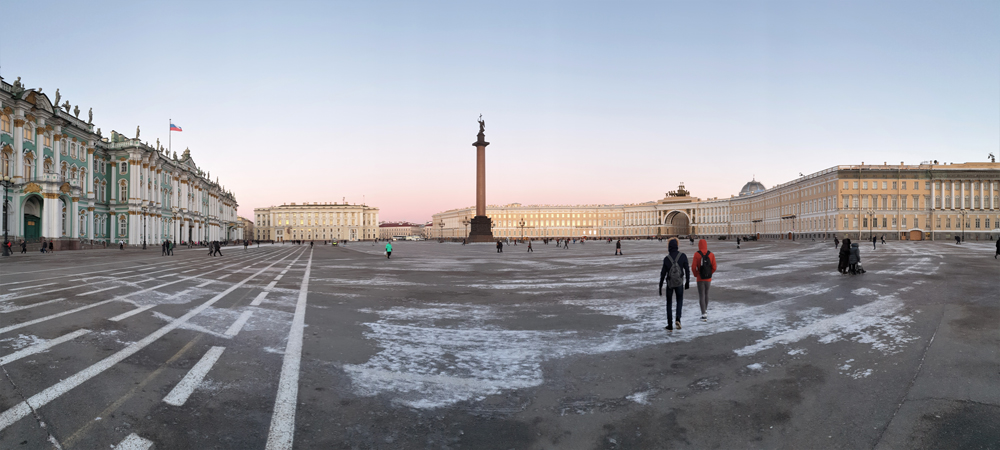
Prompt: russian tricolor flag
<box><xmin>170</xmin><ymin>123</ymin><xmax>183</xmax><ymax>132</ymax></box>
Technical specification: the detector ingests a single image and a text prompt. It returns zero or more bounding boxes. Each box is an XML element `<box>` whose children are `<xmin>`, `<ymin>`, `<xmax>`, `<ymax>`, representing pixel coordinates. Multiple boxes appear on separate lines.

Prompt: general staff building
<box><xmin>431</xmin><ymin>162</ymin><xmax>999</xmax><ymax>241</ymax></box>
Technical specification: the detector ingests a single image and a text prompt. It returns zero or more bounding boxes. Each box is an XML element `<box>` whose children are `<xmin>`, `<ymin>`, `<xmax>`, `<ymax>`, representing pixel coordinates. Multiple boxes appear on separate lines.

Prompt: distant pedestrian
<box><xmin>834</xmin><ymin>236</ymin><xmax>840</xmax><ymax>249</ymax></box>
<box><xmin>20</xmin><ymin>240</ymin><xmax>27</xmax><ymax>254</ymax></box>
<box><xmin>119</xmin><ymin>241</ymin><xmax>124</xmax><ymax>251</ymax></box>
<box><xmin>169</xmin><ymin>240</ymin><xmax>174</xmax><ymax>256</ymax></box>
<box><xmin>527</xmin><ymin>240</ymin><xmax>533</xmax><ymax>252</ymax></box>
<box><xmin>615</xmin><ymin>239</ymin><xmax>622</xmax><ymax>255</ymax></box>
<box><xmin>48</xmin><ymin>241</ymin><xmax>54</xmax><ymax>253</ymax></box>
<box><xmin>872</xmin><ymin>236</ymin><xmax>877</xmax><ymax>250</ymax></box>
<box><xmin>995</xmin><ymin>237</ymin><xmax>999</xmax><ymax>259</ymax></box>
<box><xmin>955</xmin><ymin>236</ymin><xmax>961</xmax><ymax>245</ymax></box>
<box><xmin>385</xmin><ymin>241</ymin><xmax>392</xmax><ymax>259</ymax></box>
<box><xmin>162</xmin><ymin>241</ymin><xmax>168</xmax><ymax>256</ymax></box>
<box><xmin>213</xmin><ymin>241</ymin><xmax>223</xmax><ymax>257</ymax></box>
<box><xmin>736</xmin><ymin>237</ymin><xmax>741</xmax><ymax>249</ymax></box>
<box><xmin>881</xmin><ymin>235</ymin><xmax>885</xmax><ymax>245</ymax></box>
<box><xmin>692</xmin><ymin>239</ymin><xmax>717</xmax><ymax>321</ymax></box>
<box><xmin>496</xmin><ymin>240</ymin><xmax>503</xmax><ymax>253</ymax></box>
<box><xmin>849</xmin><ymin>242</ymin><xmax>862</xmax><ymax>274</ymax></box>
<box><xmin>838</xmin><ymin>238</ymin><xmax>852</xmax><ymax>274</ymax></box>
<box><xmin>658</xmin><ymin>238</ymin><xmax>690</xmax><ymax>331</ymax></box>
<box><xmin>244</xmin><ymin>240</ymin><xmax>249</xmax><ymax>251</ymax></box>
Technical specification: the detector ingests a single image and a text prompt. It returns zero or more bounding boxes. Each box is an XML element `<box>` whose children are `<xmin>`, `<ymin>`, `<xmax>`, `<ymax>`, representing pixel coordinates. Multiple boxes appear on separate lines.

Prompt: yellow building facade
<box><xmin>431</xmin><ymin>162</ymin><xmax>1000</xmax><ymax>241</ymax></box>
<box><xmin>254</xmin><ymin>202</ymin><xmax>378</xmax><ymax>242</ymax></box>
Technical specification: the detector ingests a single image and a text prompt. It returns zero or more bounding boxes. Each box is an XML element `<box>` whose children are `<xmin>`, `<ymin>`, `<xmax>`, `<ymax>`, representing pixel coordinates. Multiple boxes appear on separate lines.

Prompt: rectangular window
<box><xmin>853</xmin><ymin>181</ymin><xmax>859</xmax><ymax>189</ymax></box>
<box><xmin>946</xmin><ymin>218</ymin><xmax>951</xmax><ymax>228</ymax></box>
<box><xmin>914</xmin><ymin>217</ymin><xmax>919</xmax><ymax>228</ymax></box>
<box><xmin>901</xmin><ymin>197</ymin><xmax>907</xmax><ymax>210</ymax></box>
<box><xmin>882</xmin><ymin>218</ymin><xmax>887</xmax><ymax>228</ymax></box>
<box><xmin>892</xmin><ymin>182</ymin><xmax>898</xmax><ymax>189</ymax></box>
<box><xmin>937</xmin><ymin>218</ymin><xmax>941</xmax><ymax>227</ymax></box>
<box><xmin>863</xmin><ymin>181</ymin><xmax>868</xmax><ymax>190</ymax></box>
<box><xmin>976</xmin><ymin>218</ymin><xmax>981</xmax><ymax>229</ymax></box>
<box><xmin>925</xmin><ymin>182</ymin><xmax>930</xmax><ymax>190</ymax></box>
<box><xmin>892</xmin><ymin>218</ymin><xmax>897</xmax><ymax>227</ymax></box>
<box><xmin>987</xmin><ymin>218</ymin><xmax>992</xmax><ymax>229</ymax></box>
<box><xmin>863</xmin><ymin>218</ymin><xmax>868</xmax><ymax>228</ymax></box>
<box><xmin>901</xmin><ymin>217</ymin><xmax>907</xmax><ymax>227</ymax></box>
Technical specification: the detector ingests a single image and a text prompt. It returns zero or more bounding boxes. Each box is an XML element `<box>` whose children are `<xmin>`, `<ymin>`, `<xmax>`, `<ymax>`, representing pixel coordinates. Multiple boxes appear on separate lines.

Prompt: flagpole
<box><xmin>169</xmin><ymin>118</ymin><xmax>172</xmax><ymax>156</ymax></box>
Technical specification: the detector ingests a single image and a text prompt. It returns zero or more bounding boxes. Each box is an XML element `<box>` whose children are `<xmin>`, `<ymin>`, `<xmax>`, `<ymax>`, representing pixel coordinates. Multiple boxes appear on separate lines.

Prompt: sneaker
<box><xmin>664</xmin><ymin>325</ymin><xmax>673</xmax><ymax>331</ymax></box>
<box><xmin>701</xmin><ymin>314</ymin><xmax>707</xmax><ymax>321</ymax></box>
<box><xmin>675</xmin><ymin>321</ymin><xmax>682</xmax><ymax>330</ymax></box>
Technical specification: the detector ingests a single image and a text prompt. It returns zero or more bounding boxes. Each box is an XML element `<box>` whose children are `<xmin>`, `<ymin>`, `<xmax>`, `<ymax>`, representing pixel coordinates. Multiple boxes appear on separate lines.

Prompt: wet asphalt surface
<box><xmin>0</xmin><ymin>239</ymin><xmax>997</xmax><ymax>449</ymax></box>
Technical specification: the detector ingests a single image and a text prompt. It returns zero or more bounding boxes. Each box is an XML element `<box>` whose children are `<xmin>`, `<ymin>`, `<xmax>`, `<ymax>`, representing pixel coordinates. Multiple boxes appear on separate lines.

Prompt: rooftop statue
<box><xmin>88</xmin><ymin>108</ymin><xmax>93</xmax><ymax>124</ymax></box>
<box><xmin>73</xmin><ymin>105</ymin><xmax>80</xmax><ymax>118</ymax></box>
<box><xmin>96</xmin><ymin>128</ymin><xmax>101</xmax><ymax>137</ymax></box>
<box><xmin>478</xmin><ymin>114</ymin><xmax>485</xmax><ymax>134</ymax></box>
<box><xmin>135</xmin><ymin>125</ymin><xmax>140</xmax><ymax>140</ymax></box>
<box><xmin>11</xmin><ymin>77</ymin><xmax>24</xmax><ymax>97</ymax></box>
<box><xmin>54</xmin><ymin>88</ymin><xmax>61</xmax><ymax>106</ymax></box>
<box><xmin>62</xmin><ymin>101</ymin><xmax>71</xmax><ymax>113</ymax></box>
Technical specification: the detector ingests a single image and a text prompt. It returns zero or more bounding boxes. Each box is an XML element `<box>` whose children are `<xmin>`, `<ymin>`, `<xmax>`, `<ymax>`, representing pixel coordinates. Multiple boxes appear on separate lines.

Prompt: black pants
<box><xmin>666</xmin><ymin>286</ymin><xmax>684</xmax><ymax>323</ymax></box>
<box><xmin>387</xmin><ymin>251</ymin><xmax>391</xmax><ymax>259</ymax></box>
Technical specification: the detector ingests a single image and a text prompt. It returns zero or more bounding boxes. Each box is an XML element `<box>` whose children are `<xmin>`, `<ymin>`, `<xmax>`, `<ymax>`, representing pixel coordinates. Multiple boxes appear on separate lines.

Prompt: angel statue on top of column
<box><xmin>478</xmin><ymin>114</ymin><xmax>485</xmax><ymax>134</ymax></box>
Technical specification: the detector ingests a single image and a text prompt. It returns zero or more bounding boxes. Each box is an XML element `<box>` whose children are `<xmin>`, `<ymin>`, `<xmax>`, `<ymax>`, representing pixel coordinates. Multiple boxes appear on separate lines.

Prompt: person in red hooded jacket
<box><xmin>691</xmin><ymin>239</ymin><xmax>717</xmax><ymax>321</ymax></box>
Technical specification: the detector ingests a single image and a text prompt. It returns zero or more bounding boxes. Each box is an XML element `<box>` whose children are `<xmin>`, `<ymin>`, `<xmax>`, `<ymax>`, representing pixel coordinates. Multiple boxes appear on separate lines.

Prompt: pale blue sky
<box><xmin>3</xmin><ymin>1</ymin><xmax>998</xmax><ymax>221</ymax></box>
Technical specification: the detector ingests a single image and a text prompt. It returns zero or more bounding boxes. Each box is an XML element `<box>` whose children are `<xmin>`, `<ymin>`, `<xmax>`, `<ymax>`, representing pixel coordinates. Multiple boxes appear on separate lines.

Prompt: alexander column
<box><xmin>467</xmin><ymin>115</ymin><xmax>495</xmax><ymax>242</ymax></box>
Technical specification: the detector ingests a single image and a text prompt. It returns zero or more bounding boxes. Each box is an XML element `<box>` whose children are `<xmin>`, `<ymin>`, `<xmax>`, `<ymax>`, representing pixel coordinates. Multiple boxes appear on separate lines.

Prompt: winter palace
<box><xmin>431</xmin><ymin>161</ymin><xmax>1000</xmax><ymax>242</ymax></box>
<box><xmin>253</xmin><ymin>202</ymin><xmax>379</xmax><ymax>242</ymax></box>
<box><xmin>1</xmin><ymin>76</ymin><xmax>240</xmax><ymax>249</ymax></box>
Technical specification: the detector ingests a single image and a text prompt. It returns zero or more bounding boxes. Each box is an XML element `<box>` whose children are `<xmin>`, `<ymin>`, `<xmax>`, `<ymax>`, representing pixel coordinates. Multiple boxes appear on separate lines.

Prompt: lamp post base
<box><xmin>466</xmin><ymin>216</ymin><xmax>495</xmax><ymax>243</ymax></box>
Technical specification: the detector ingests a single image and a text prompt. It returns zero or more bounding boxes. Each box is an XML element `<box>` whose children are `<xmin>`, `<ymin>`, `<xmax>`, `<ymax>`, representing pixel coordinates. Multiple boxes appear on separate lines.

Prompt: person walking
<box><xmin>162</xmin><ymin>240</ymin><xmax>168</xmax><ymax>256</ymax></box>
<box><xmin>496</xmin><ymin>240</ymin><xmax>503</xmax><ymax>253</ymax></box>
<box><xmin>20</xmin><ymin>240</ymin><xmax>27</xmax><ymax>254</ymax></box>
<box><xmin>834</xmin><ymin>236</ymin><xmax>840</xmax><ymax>249</ymax></box>
<box><xmin>615</xmin><ymin>239</ymin><xmax>622</xmax><ymax>255</ymax></box>
<box><xmin>838</xmin><ymin>238</ymin><xmax>852</xmax><ymax>274</ymax></box>
<box><xmin>658</xmin><ymin>238</ymin><xmax>690</xmax><ymax>331</ymax></box>
<box><xmin>955</xmin><ymin>235</ymin><xmax>961</xmax><ymax>245</ymax></box>
<box><xmin>691</xmin><ymin>239</ymin><xmax>717</xmax><ymax>321</ymax></box>
<box><xmin>736</xmin><ymin>237</ymin><xmax>741</xmax><ymax>249</ymax></box>
<box><xmin>881</xmin><ymin>235</ymin><xmax>886</xmax><ymax>245</ymax></box>
<box><xmin>872</xmin><ymin>235</ymin><xmax>877</xmax><ymax>250</ymax></box>
<box><xmin>214</xmin><ymin>241</ymin><xmax>223</xmax><ymax>257</ymax></box>
<box><xmin>48</xmin><ymin>241</ymin><xmax>54</xmax><ymax>253</ymax></box>
<box><xmin>527</xmin><ymin>240</ymin><xmax>533</xmax><ymax>252</ymax></box>
<box><xmin>995</xmin><ymin>237</ymin><xmax>999</xmax><ymax>259</ymax></box>
<box><xmin>168</xmin><ymin>239</ymin><xmax>174</xmax><ymax>256</ymax></box>
<box><xmin>119</xmin><ymin>241</ymin><xmax>124</xmax><ymax>251</ymax></box>
<box><xmin>385</xmin><ymin>241</ymin><xmax>392</xmax><ymax>259</ymax></box>
<box><xmin>244</xmin><ymin>240</ymin><xmax>249</xmax><ymax>251</ymax></box>
<box><xmin>849</xmin><ymin>242</ymin><xmax>861</xmax><ymax>274</ymax></box>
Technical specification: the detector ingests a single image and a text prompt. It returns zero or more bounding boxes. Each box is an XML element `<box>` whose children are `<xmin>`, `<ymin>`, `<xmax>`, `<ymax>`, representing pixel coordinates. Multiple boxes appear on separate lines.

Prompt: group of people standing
<box><xmin>161</xmin><ymin>240</ymin><xmax>175</xmax><ymax>256</ymax></box>
<box><xmin>657</xmin><ymin>238</ymin><xmax>717</xmax><ymax>331</ymax></box>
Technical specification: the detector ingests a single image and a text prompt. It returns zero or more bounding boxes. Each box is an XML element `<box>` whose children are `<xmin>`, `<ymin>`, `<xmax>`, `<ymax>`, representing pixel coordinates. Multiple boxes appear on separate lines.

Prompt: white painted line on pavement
<box><xmin>1</xmin><ymin>284</ymin><xmax>89</xmax><ymax>302</ymax></box>
<box><xmin>280</xmin><ymin>269</ymin><xmax>288</xmax><ymax>275</ymax></box>
<box><xmin>0</xmin><ymin>329</ymin><xmax>90</xmax><ymax>365</ymax></box>
<box><xmin>265</xmin><ymin>281</ymin><xmax>278</xmax><ymax>290</ymax></box>
<box><xmin>181</xmin><ymin>268</ymin><xmax>197</xmax><ymax>273</ymax></box>
<box><xmin>113</xmin><ymin>433</ymin><xmax>154</xmax><ymax>450</ymax></box>
<box><xmin>225</xmin><ymin>310</ymin><xmax>254</xmax><ymax>337</ymax></box>
<box><xmin>274</xmin><ymin>275</ymin><xmax>283</xmax><ymax>281</ymax></box>
<box><xmin>250</xmin><ymin>291</ymin><xmax>269</xmax><ymax>306</ymax></box>
<box><xmin>163</xmin><ymin>346</ymin><xmax>226</xmax><ymax>406</ymax></box>
<box><xmin>166</xmin><ymin>289</ymin><xmax>192</xmax><ymax>300</ymax></box>
<box><xmin>0</xmin><ymin>249</ymin><xmax>301</xmax><ymax>432</ymax></box>
<box><xmin>76</xmin><ymin>286</ymin><xmax>119</xmax><ymax>296</ymax></box>
<box><xmin>0</xmin><ymin>248</ymin><xmax>296</xmax><ymax>336</ymax></box>
<box><xmin>196</xmin><ymin>281</ymin><xmax>212</xmax><ymax>288</ymax></box>
<box><xmin>109</xmin><ymin>305</ymin><xmax>156</xmax><ymax>322</ymax></box>
<box><xmin>265</xmin><ymin>248</ymin><xmax>313</xmax><ymax>450</ymax></box>
<box><xmin>217</xmin><ymin>274</ymin><xmax>231</xmax><ymax>280</ymax></box>
<box><xmin>7</xmin><ymin>282</ymin><xmax>56</xmax><ymax>291</ymax></box>
<box><xmin>0</xmin><ymin>298</ymin><xmax>67</xmax><ymax>314</ymax></box>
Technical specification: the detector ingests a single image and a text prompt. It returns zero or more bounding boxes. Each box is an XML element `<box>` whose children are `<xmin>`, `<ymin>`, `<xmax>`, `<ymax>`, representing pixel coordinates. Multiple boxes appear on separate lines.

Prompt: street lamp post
<box><xmin>1</xmin><ymin>175</ymin><xmax>12</xmax><ymax>256</ymax></box>
<box><xmin>141</xmin><ymin>205</ymin><xmax>148</xmax><ymax>250</ymax></box>
<box><xmin>461</xmin><ymin>216</ymin><xmax>471</xmax><ymax>240</ymax></box>
<box><xmin>867</xmin><ymin>209</ymin><xmax>875</xmax><ymax>240</ymax></box>
<box><xmin>518</xmin><ymin>218</ymin><xmax>526</xmax><ymax>242</ymax></box>
<box><xmin>959</xmin><ymin>209</ymin><xmax>968</xmax><ymax>242</ymax></box>
<box><xmin>438</xmin><ymin>221</ymin><xmax>445</xmax><ymax>241</ymax></box>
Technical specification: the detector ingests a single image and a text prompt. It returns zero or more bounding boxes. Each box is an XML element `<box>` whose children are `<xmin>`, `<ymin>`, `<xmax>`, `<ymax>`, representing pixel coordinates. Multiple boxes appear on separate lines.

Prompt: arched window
<box><xmin>23</xmin><ymin>125</ymin><xmax>33</xmax><ymax>141</ymax></box>
<box><xmin>1</xmin><ymin>147</ymin><xmax>11</xmax><ymax>177</ymax></box>
<box><xmin>24</xmin><ymin>153</ymin><xmax>34</xmax><ymax>179</ymax></box>
<box><xmin>119</xmin><ymin>215</ymin><xmax>128</xmax><ymax>237</ymax></box>
<box><xmin>119</xmin><ymin>180</ymin><xmax>127</xmax><ymax>201</ymax></box>
<box><xmin>79</xmin><ymin>213</ymin><xmax>86</xmax><ymax>237</ymax></box>
<box><xmin>101</xmin><ymin>180</ymin><xmax>107</xmax><ymax>202</ymax></box>
<box><xmin>80</xmin><ymin>167</ymin><xmax>86</xmax><ymax>183</ymax></box>
<box><xmin>61</xmin><ymin>161</ymin><xmax>67</xmax><ymax>178</ymax></box>
<box><xmin>61</xmin><ymin>142</ymin><xmax>68</xmax><ymax>156</ymax></box>
<box><xmin>44</xmin><ymin>134</ymin><xmax>51</xmax><ymax>148</ymax></box>
<box><xmin>0</xmin><ymin>114</ymin><xmax>10</xmax><ymax>134</ymax></box>
<box><xmin>70</xmin><ymin>166</ymin><xmax>78</xmax><ymax>181</ymax></box>
<box><xmin>44</xmin><ymin>157</ymin><xmax>53</xmax><ymax>173</ymax></box>
<box><xmin>119</xmin><ymin>162</ymin><xmax>128</xmax><ymax>174</ymax></box>
<box><xmin>94</xmin><ymin>179</ymin><xmax>100</xmax><ymax>198</ymax></box>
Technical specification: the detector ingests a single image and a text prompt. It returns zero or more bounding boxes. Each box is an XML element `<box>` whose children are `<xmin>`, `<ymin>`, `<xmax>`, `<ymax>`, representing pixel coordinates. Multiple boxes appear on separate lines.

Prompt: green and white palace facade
<box><xmin>1</xmin><ymin>77</ymin><xmax>240</xmax><ymax>249</ymax></box>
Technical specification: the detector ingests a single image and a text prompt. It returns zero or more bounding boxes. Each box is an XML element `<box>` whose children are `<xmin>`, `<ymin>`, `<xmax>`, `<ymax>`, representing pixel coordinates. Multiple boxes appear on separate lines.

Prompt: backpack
<box><xmin>698</xmin><ymin>251</ymin><xmax>714</xmax><ymax>279</ymax></box>
<box><xmin>667</xmin><ymin>254</ymin><xmax>684</xmax><ymax>288</ymax></box>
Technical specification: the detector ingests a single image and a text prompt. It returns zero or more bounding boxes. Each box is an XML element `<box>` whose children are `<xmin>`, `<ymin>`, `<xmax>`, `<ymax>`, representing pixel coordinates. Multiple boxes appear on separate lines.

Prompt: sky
<box><xmin>2</xmin><ymin>1</ymin><xmax>998</xmax><ymax>222</ymax></box>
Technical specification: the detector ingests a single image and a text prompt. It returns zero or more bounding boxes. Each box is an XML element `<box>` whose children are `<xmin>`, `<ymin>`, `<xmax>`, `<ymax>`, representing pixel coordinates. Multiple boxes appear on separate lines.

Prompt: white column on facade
<box><xmin>960</xmin><ymin>180</ymin><xmax>965</xmax><ymax>209</ymax></box>
<box><xmin>12</xmin><ymin>116</ymin><xmax>24</xmax><ymax>181</ymax></box>
<box><xmin>87</xmin><ymin>208</ymin><xmax>94</xmax><ymax>240</ymax></box>
<box><xmin>979</xmin><ymin>180</ymin><xmax>984</xmax><ymax>210</ymax></box>
<box><xmin>991</xmin><ymin>181</ymin><xmax>995</xmax><ymax>210</ymax></box>
<box><xmin>931</xmin><ymin>181</ymin><xmax>936</xmax><ymax>209</ymax></box>
<box><xmin>42</xmin><ymin>195</ymin><xmax>56</xmax><ymax>238</ymax></box>
<box><xmin>110</xmin><ymin>212</ymin><xmax>117</xmax><ymax>243</ymax></box>
<box><xmin>86</xmin><ymin>144</ymin><xmax>95</xmax><ymax>198</ymax></box>
<box><xmin>52</xmin><ymin>127</ymin><xmax>62</xmax><ymax>177</ymax></box>
<box><xmin>70</xmin><ymin>198</ymin><xmax>79</xmax><ymax>238</ymax></box>
<box><xmin>35</xmin><ymin>126</ymin><xmax>44</xmax><ymax>179</ymax></box>
<box><xmin>950</xmin><ymin>181</ymin><xmax>955</xmax><ymax>209</ymax></box>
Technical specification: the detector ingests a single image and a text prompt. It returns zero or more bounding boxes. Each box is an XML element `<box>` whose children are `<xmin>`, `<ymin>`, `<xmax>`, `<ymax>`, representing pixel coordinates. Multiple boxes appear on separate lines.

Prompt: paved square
<box><xmin>1</xmin><ymin>240</ymin><xmax>997</xmax><ymax>449</ymax></box>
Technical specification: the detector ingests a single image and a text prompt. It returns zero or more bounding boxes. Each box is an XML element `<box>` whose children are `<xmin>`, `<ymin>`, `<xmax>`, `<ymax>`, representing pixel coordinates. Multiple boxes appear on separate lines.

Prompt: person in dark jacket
<box><xmin>995</xmin><ymin>237</ymin><xmax>999</xmax><ymax>259</ymax></box>
<box><xmin>834</xmin><ymin>236</ymin><xmax>840</xmax><ymax>249</ymax></box>
<box><xmin>20</xmin><ymin>240</ymin><xmax>27</xmax><ymax>254</ymax></box>
<box><xmin>496</xmin><ymin>240</ymin><xmax>503</xmax><ymax>253</ymax></box>
<box><xmin>48</xmin><ymin>241</ymin><xmax>54</xmax><ymax>253</ymax></box>
<box><xmin>849</xmin><ymin>242</ymin><xmax>861</xmax><ymax>274</ymax></box>
<box><xmin>658</xmin><ymin>238</ymin><xmax>691</xmax><ymax>331</ymax></box>
<box><xmin>615</xmin><ymin>239</ymin><xmax>622</xmax><ymax>255</ymax></box>
<box><xmin>872</xmin><ymin>236</ymin><xmax>877</xmax><ymax>250</ymax></box>
<box><xmin>838</xmin><ymin>238</ymin><xmax>852</xmax><ymax>274</ymax></box>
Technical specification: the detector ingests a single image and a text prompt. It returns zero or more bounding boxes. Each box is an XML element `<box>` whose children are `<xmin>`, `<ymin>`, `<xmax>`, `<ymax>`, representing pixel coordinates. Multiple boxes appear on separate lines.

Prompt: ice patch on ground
<box><xmin>0</xmin><ymin>334</ymin><xmax>45</xmax><ymax>350</ymax></box>
<box><xmin>747</xmin><ymin>363</ymin><xmax>764</xmax><ymax>371</ymax></box>
<box><xmin>852</xmin><ymin>288</ymin><xmax>878</xmax><ymax>296</ymax></box>
<box><xmin>626</xmin><ymin>390</ymin><xmax>656</xmax><ymax>405</ymax></box>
